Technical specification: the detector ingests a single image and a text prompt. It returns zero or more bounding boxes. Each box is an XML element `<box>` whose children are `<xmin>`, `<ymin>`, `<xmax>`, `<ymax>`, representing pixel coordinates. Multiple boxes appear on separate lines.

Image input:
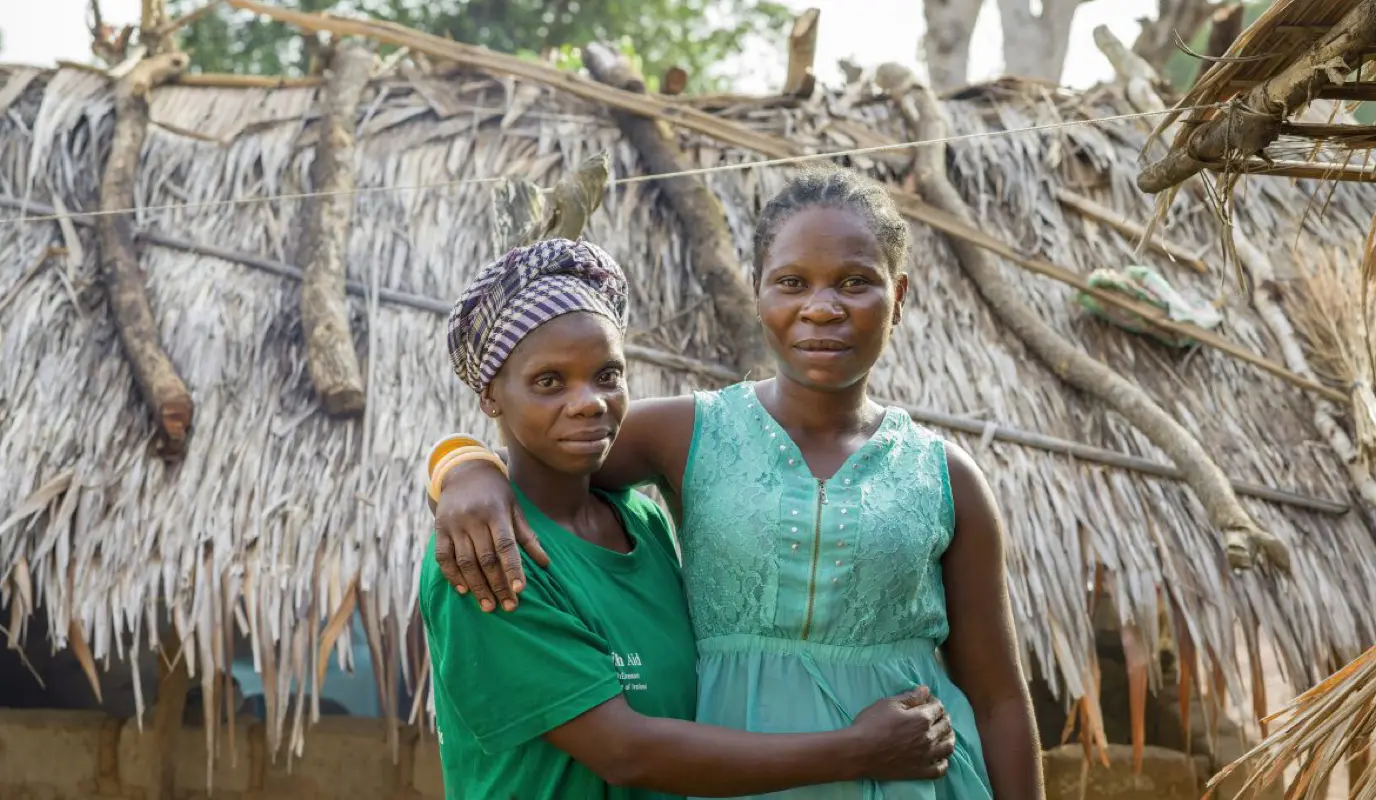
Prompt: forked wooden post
<box><xmin>488</xmin><ymin>151</ymin><xmax>610</xmax><ymax>254</ymax></box>
<box><xmin>148</xmin><ymin>633</ymin><xmax>191</xmax><ymax>800</ymax></box>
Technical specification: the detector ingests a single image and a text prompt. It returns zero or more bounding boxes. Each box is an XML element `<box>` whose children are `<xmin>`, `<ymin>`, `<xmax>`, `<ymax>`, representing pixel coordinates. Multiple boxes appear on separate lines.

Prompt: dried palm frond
<box><xmin>1287</xmin><ymin>245</ymin><xmax>1376</xmax><ymax>473</ymax></box>
<box><xmin>1206</xmin><ymin>645</ymin><xmax>1376</xmax><ymax>799</ymax></box>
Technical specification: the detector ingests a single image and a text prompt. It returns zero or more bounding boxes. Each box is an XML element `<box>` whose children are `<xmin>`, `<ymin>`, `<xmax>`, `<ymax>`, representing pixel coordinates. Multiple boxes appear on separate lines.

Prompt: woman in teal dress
<box><xmin>431</xmin><ymin>168</ymin><xmax>1044</xmax><ymax>799</ymax></box>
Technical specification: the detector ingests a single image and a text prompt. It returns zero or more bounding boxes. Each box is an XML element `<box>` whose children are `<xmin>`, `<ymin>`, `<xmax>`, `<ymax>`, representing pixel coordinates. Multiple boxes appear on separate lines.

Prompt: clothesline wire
<box><xmin>0</xmin><ymin>102</ymin><xmax>1215</xmax><ymax>228</ymax></box>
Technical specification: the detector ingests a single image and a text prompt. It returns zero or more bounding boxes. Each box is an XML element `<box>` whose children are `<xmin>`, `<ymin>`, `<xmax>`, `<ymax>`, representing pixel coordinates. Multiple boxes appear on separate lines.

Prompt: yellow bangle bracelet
<box><xmin>429</xmin><ymin>450</ymin><xmax>508</xmax><ymax>502</ymax></box>
<box><xmin>431</xmin><ymin>446</ymin><xmax>489</xmax><ymax>482</ymax></box>
<box><xmin>426</xmin><ymin>434</ymin><xmax>487</xmax><ymax>477</ymax></box>
<box><xmin>427</xmin><ymin>446</ymin><xmax>490</xmax><ymax>499</ymax></box>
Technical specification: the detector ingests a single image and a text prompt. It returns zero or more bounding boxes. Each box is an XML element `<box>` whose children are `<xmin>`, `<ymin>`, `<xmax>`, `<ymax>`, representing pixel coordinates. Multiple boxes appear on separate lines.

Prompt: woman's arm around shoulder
<box><xmin>589</xmin><ymin>395</ymin><xmax>696</xmax><ymax>495</ymax></box>
<box><xmin>422</xmin><ymin>541</ymin><xmax>958</xmax><ymax>796</ymax></box>
<box><xmin>941</xmin><ymin>441</ymin><xmax>1045</xmax><ymax>799</ymax></box>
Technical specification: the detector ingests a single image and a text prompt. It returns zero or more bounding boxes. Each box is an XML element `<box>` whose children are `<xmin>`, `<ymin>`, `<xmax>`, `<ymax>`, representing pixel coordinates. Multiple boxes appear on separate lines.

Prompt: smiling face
<box><xmin>756</xmin><ymin>206</ymin><xmax>909</xmax><ymax>390</ymax></box>
<box><xmin>482</xmin><ymin>312</ymin><xmax>628</xmax><ymax>476</ymax></box>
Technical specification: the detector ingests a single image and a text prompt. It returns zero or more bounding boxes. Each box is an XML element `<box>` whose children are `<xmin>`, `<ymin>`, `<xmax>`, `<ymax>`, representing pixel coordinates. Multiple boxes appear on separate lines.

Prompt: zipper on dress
<box><xmin>800</xmin><ymin>478</ymin><xmax>827</xmax><ymax>640</ymax></box>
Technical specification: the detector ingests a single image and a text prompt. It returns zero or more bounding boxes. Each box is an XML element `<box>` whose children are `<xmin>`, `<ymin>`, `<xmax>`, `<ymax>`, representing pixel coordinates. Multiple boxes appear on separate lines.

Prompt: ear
<box><xmin>479</xmin><ymin>385</ymin><xmax>501</xmax><ymax>418</ymax></box>
<box><xmin>891</xmin><ymin>272</ymin><xmax>909</xmax><ymax>325</ymax></box>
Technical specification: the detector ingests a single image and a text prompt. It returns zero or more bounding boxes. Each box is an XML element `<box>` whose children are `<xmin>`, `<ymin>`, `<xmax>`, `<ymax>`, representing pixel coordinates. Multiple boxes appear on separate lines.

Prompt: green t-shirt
<box><xmin>420</xmin><ymin>486</ymin><xmax>699</xmax><ymax>800</ymax></box>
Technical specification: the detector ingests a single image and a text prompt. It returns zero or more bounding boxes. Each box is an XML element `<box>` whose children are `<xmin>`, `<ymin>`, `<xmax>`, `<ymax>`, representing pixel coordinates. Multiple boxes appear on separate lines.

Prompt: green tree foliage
<box><xmin>1161</xmin><ymin>1</ymin><xmax>1269</xmax><ymax>90</ymax></box>
<box><xmin>169</xmin><ymin>0</ymin><xmax>791</xmax><ymax>93</ymax></box>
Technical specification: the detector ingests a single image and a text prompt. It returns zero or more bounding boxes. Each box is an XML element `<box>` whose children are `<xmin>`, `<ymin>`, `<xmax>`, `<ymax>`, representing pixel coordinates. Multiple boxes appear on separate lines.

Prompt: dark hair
<box><xmin>751</xmin><ymin>167</ymin><xmax>910</xmax><ymax>289</ymax></box>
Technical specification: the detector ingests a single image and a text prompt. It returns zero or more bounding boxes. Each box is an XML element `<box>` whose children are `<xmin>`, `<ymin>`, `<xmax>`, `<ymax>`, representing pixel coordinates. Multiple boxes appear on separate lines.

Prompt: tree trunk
<box><xmin>301</xmin><ymin>41</ymin><xmax>371</xmax><ymax>419</ymax></box>
<box><xmin>1131</xmin><ymin>0</ymin><xmax>1219</xmax><ymax>77</ymax></box>
<box><xmin>922</xmin><ymin>0</ymin><xmax>984</xmax><ymax>91</ymax></box>
<box><xmin>98</xmin><ymin>50</ymin><xmax>194</xmax><ymax>458</ymax></box>
<box><xmin>995</xmin><ymin>0</ymin><xmax>1080</xmax><ymax>84</ymax></box>
<box><xmin>884</xmin><ymin>66</ymin><xmax>1286</xmax><ymax>571</ymax></box>
<box><xmin>582</xmin><ymin>41</ymin><xmax>771</xmax><ymax>377</ymax></box>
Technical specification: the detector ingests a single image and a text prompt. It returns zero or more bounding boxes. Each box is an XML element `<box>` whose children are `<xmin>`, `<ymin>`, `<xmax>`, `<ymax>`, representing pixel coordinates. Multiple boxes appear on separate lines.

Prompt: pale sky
<box><xmin>1</xmin><ymin>0</ymin><xmax>1156</xmax><ymax>90</ymax></box>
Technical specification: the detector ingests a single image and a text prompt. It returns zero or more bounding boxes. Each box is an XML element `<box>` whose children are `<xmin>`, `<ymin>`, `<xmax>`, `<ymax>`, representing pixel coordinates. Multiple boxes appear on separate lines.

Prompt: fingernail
<box><xmin>502</xmin><ymin>600</ymin><xmax>516</xmax><ymax>612</ymax></box>
<box><xmin>480</xmin><ymin>599</ymin><xmax>495</xmax><ymax>612</ymax></box>
<box><xmin>512</xmin><ymin>580</ymin><xmax>524</xmax><ymax>593</ymax></box>
<box><xmin>455</xmin><ymin>585</ymin><xmax>468</xmax><ymax>595</ymax></box>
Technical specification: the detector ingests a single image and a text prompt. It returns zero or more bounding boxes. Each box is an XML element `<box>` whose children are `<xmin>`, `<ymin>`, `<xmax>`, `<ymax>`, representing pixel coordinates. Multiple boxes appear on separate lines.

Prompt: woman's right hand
<box><xmin>850</xmin><ymin>686</ymin><xmax>956</xmax><ymax>781</ymax></box>
<box><xmin>432</xmin><ymin>460</ymin><xmax>548</xmax><ymax>612</ymax></box>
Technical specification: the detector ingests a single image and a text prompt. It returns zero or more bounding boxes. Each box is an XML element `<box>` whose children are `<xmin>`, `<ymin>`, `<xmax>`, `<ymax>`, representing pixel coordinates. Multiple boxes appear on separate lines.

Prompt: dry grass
<box><xmin>1208</xmin><ymin>644</ymin><xmax>1376</xmax><ymax>799</ymax></box>
<box><xmin>1288</xmin><ymin>246</ymin><xmax>1376</xmax><ymax>473</ymax></box>
<box><xmin>1</xmin><ymin>65</ymin><xmax>1376</xmax><ymax>764</ymax></box>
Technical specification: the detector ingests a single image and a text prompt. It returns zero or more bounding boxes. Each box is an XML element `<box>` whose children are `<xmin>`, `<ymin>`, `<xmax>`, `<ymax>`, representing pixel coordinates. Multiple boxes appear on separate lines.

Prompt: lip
<box><xmin>793</xmin><ymin>338</ymin><xmax>853</xmax><ymax>356</ymax></box>
<box><xmin>558</xmin><ymin>429</ymin><xmax>614</xmax><ymax>455</ymax></box>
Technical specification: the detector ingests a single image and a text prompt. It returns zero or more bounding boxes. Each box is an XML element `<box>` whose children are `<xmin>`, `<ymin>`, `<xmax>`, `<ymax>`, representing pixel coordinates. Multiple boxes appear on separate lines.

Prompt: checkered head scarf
<box><xmin>448</xmin><ymin>238</ymin><xmax>630</xmax><ymax>394</ymax></box>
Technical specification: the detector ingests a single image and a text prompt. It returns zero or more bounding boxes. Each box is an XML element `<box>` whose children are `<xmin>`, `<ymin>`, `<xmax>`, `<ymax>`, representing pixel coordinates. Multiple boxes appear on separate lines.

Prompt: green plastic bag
<box><xmin>1075</xmin><ymin>265</ymin><xmax>1221</xmax><ymax>349</ymax></box>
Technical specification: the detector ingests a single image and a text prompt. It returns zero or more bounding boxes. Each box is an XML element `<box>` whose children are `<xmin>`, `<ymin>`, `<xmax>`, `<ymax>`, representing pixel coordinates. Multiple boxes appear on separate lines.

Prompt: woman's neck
<box><xmin>506</xmin><ymin>449</ymin><xmax>597</xmax><ymax>525</ymax></box>
<box><xmin>760</xmin><ymin>374</ymin><xmax>879</xmax><ymax>436</ymax></box>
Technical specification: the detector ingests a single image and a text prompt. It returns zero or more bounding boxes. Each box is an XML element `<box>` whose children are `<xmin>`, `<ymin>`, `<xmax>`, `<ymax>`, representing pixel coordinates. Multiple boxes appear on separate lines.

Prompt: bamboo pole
<box><xmin>1054</xmin><ymin>187</ymin><xmax>1207</xmax><ymax>273</ymax></box>
<box><xmin>1098</xmin><ymin>27</ymin><xmax>1376</xmax><ymax>514</ymax></box>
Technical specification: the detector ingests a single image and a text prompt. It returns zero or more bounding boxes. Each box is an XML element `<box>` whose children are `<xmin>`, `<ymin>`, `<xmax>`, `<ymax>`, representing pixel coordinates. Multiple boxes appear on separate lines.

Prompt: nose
<box><xmin>566</xmin><ymin>382</ymin><xmax>609</xmax><ymax>418</ymax></box>
<box><xmin>799</xmin><ymin>289</ymin><xmax>846</xmax><ymax>324</ymax></box>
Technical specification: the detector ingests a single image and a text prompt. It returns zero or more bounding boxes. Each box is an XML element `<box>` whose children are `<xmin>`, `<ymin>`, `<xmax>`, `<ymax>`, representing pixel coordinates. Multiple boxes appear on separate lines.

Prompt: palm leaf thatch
<box><xmin>1</xmin><ymin>62</ymin><xmax>1375</xmax><ymax>765</ymax></box>
<box><xmin>1206</xmin><ymin>644</ymin><xmax>1376</xmax><ymax>798</ymax></box>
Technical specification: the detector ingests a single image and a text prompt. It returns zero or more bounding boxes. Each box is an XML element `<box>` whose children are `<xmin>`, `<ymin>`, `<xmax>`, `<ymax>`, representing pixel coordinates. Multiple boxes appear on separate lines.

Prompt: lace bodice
<box><xmin>679</xmin><ymin>382</ymin><xmax>956</xmax><ymax>646</ymax></box>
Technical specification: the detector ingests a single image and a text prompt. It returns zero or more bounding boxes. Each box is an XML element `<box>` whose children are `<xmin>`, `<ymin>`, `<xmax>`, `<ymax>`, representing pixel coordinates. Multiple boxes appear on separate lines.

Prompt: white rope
<box><xmin>0</xmin><ymin>103</ymin><xmax>1219</xmax><ymax>228</ymax></box>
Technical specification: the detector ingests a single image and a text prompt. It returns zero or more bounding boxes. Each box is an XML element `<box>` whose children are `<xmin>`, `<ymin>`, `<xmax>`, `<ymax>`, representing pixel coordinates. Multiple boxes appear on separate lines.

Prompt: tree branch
<box><xmin>582</xmin><ymin>41</ymin><xmax>770</xmax><ymax>377</ymax></box>
<box><xmin>98</xmin><ymin>49</ymin><xmax>194</xmax><ymax>457</ymax></box>
<box><xmin>300</xmin><ymin>41</ymin><xmax>371</xmax><ymax>418</ymax></box>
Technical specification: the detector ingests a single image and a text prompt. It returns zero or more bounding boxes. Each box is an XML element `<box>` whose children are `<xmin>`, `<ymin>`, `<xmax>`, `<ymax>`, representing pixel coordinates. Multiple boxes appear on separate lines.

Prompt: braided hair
<box><xmin>751</xmin><ymin>167</ymin><xmax>910</xmax><ymax>290</ymax></box>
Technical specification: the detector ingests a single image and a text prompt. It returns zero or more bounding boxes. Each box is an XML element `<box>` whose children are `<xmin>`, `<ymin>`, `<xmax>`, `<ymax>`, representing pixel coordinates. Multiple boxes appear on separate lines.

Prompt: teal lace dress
<box><xmin>679</xmin><ymin>383</ymin><xmax>992</xmax><ymax>800</ymax></box>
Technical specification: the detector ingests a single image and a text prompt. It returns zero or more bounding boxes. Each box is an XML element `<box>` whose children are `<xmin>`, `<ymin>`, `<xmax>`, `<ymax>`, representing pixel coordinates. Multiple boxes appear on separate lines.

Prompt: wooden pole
<box><xmin>149</xmin><ymin>634</ymin><xmax>191</xmax><ymax>800</ymax></box>
<box><xmin>782</xmin><ymin>8</ymin><xmax>820</xmax><ymax>99</ymax></box>
<box><xmin>301</xmin><ymin>41</ymin><xmax>371</xmax><ymax>418</ymax></box>
<box><xmin>1138</xmin><ymin>0</ymin><xmax>1376</xmax><ymax>193</ymax></box>
<box><xmin>97</xmin><ymin>0</ymin><xmax>194</xmax><ymax>457</ymax></box>
<box><xmin>1053</xmin><ymin>188</ymin><xmax>1207</xmax><ymax>273</ymax></box>
<box><xmin>582</xmin><ymin>41</ymin><xmax>771</xmax><ymax>377</ymax></box>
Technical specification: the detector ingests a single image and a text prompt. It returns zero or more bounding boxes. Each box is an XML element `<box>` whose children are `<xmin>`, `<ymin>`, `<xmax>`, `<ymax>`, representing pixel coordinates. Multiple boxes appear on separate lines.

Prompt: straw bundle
<box><xmin>1287</xmin><ymin>246</ymin><xmax>1376</xmax><ymax>475</ymax></box>
<box><xmin>1206</xmin><ymin>645</ymin><xmax>1376</xmax><ymax>799</ymax></box>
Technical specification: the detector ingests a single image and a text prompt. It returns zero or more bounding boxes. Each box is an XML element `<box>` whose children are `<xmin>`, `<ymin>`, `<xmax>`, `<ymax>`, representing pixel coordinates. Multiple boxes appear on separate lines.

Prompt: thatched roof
<box><xmin>3</xmin><ymin>62</ymin><xmax>1376</xmax><ymax>749</ymax></box>
<box><xmin>1141</xmin><ymin>0</ymin><xmax>1376</xmax><ymax>190</ymax></box>
<box><xmin>1172</xmin><ymin>0</ymin><xmax>1371</xmax><ymax>113</ymax></box>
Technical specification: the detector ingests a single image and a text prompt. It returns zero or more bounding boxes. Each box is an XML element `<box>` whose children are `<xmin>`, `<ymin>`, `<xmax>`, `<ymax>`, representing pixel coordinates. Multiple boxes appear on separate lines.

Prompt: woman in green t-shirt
<box><xmin>422</xmin><ymin>238</ymin><xmax>955</xmax><ymax>800</ymax></box>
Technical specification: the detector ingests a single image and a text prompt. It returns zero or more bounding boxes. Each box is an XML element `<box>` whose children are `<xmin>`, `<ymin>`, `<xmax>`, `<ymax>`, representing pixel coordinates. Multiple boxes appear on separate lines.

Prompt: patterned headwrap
<box><xmin>448</xmin><ymin>238</ymin><xmax>630</xmax><ymax>393</ymax></box>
